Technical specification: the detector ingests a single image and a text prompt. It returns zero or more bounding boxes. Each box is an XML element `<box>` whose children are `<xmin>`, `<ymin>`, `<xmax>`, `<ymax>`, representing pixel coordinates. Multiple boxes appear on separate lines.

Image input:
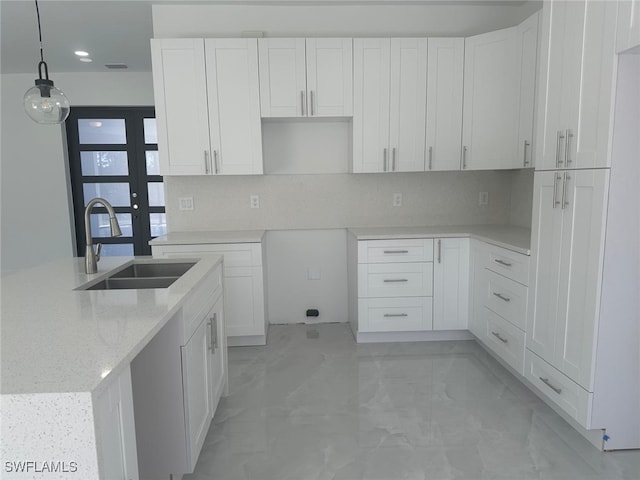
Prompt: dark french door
<box><xmin>66</xmin><ymin>107</ymin><xmax>165</xmax><ymax>257</ymax></box>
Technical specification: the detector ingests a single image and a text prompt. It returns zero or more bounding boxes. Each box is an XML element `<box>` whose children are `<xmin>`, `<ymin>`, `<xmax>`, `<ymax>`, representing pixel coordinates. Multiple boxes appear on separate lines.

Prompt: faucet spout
<box><xmin>84</xmin><ymin>197</ymin><xmax>122</xmax><ymax>274</ymax></box>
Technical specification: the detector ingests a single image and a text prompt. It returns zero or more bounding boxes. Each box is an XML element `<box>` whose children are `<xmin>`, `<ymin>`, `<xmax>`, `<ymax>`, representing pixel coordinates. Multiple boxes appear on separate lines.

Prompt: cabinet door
<box><xmin>181</xmin><ymin>318</ymin><xmax>213</xmax><ymax>469</ymax></box>
<box><xmin>306</xmin><ymin>38</ymin><xmax>353</xmax><ymax>117</ymax></box>
<box><xmin>468</xmin><ymin>240</ymin><xmax>489</xmax><ymax>338</ymax></box>
<box><xmin>462</xmin><ymin>27</ymin><xmax>519</xmax><ymax>170</ymax></box>
<box><xmin>94</xmin><ymin>366</ymin><xmax>139</xmax><ymax>480</ymax></box>
<box><xmin>555</xmin><ymin>169</ymin><xmax>609</xmax><ymax>390</ymax></box>
<box><xmin>433</xmin><ymin>238</ymin><xmax>469</xmax><ymax>330</ymax></box>
<box><xmin>151</xmin><ymin>38</ymin><xmax>210</xmax><ymax>175</ymax></box>
<box><xmin>527</xmin><ymin>171</ymin><xmax>564</xmax><ymax>362</ymax></box>
<box><xmin>353</xmin><ymin>38</ymin><xmax>391</xmax><ymax>173</ymax></box>
<box><xmin>616</xmin><ymin>0</ymin><xmax>640</xmax><ymax>53</ymax></box>
<box><xmin>516</xmin><ymin>12</ymin><xmax>539</xmax><ymax>169</ymax></box>
<box><xmin>258</xmin><ymin>38</ymin><xmax>307</xmax><ymax>117</ymax></box>
<box><xmin>205</xmin><ymin>39</ymin><xmax>263</xmax><ymax>175</ymax></box>
<box><xmin>387</xmin><ymin>38</ymin><xmax>427</xmax><ymax>172</ymax></box>
<box><xmin>224</xmin><ymin>266</ymin><xmax>265</xmax><ymax>337</ymax></box>
<box><xmin>425</xmin><ymin>38</ymin><xmax>464</xmax><ymax>171</ymax></box>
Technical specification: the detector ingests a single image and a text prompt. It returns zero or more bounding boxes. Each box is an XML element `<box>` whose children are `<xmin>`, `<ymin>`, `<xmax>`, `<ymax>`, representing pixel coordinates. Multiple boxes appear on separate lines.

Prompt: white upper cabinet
<box><xmin>354</xmin><ymin>38</ymin><xmax>428</xmax><ymax>173</ymax></box>
<box><xmin>535</xmin><ymin>0</ymin><xmax>618</xmax><ymax>170</ymax></box>
<box><xmin>616</xmin><ymin>0</ymin><xmax>640</xmax><ymax>53</ymax></box>
<box><xmin>151</xmin><ymin>38</ymin><xmax>263</xmax><ymax>176</ymax></box>
<box><xmin>425</xmin><ymin>38</ymin><xmax>464</xmax><ymax>171</ymax></box>
<box><xmin>516</xmin><ymin>12</ymin><xmax>540</xmax><ymax>169</ymax></box>
<box><xmin>462</xmin><ymin>27</ymin><xmax>520</xmax><ymax>170</ymax></box>
<box><xmin>151</xmin><ymin>39</ymin><xmax>210</xmax><ymax>175</ymax></box>
<box><xmin>258</xmin><ymin>38</ymin><xmax>353</xmax><ymax>118</ymax></box>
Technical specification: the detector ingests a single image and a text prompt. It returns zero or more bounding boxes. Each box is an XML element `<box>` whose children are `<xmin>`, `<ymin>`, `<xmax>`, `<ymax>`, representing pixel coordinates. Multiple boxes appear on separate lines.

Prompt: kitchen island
<box><xmin>0</xmin><ymin>255</ymin><xmax>224</xmax><ymax>479</ymax></box>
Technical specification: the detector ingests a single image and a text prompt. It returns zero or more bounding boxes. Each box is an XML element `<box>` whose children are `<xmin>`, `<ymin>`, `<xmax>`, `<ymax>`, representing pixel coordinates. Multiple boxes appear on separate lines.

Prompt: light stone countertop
<box><xmin>150</xmin><ymin>230</ymin><xmax>266</xmax><ymax>245</ymax></box>
<box><xmin>348</xmin><ymin>224</ymin><xmax>531</xmax><ymax>255</ymax></box>
<box><xmin>0</xmin><ymin>255</ymin><xmax>223</xmax><ymax>396</ymax></box>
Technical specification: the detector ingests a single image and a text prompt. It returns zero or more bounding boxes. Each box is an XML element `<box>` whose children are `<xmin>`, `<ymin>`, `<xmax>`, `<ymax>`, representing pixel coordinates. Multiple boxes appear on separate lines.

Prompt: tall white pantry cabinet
<box><xmin>527</xmin><ymin>0</ymin><xmax>639</xmax><ymax>450</ymax></box>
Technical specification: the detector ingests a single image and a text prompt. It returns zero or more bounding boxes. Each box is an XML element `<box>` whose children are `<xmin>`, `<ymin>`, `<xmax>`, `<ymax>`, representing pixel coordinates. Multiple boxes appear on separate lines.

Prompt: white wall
<box><xmin>0</xmin><ymin>72</ymin><xmax>153</xmax><ymax>275</ymax></box>
<box><xmin>509</xmin><ymin>168</ymin><xmax>534</xmax><ymax>228</ymax></box>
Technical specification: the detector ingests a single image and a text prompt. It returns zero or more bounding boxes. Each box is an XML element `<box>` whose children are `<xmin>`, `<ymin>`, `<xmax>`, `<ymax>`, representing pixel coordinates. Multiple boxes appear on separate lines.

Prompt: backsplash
<box><xmin>164</xmin><ymin>170</ymin><xmax>520</xmax><ymax>232</ymax></box>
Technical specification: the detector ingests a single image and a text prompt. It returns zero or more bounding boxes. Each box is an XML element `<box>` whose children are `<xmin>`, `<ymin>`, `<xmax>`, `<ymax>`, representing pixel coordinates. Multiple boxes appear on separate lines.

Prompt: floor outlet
<box><xmin>393</xmin><ymin>193</ymin><xmax>403</xmax><ymax>207</ymax></box>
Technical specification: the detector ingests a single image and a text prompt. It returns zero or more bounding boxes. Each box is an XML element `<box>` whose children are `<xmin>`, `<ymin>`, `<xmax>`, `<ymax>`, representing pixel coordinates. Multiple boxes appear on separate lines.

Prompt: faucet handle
<box><xmin>95</xmin><ymin>243</ymin><xmax>102</xmax><ymax>262</ymax></box>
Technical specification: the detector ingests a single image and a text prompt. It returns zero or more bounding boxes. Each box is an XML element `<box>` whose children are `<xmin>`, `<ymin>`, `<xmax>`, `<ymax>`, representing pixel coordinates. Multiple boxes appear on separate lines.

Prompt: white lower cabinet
<box><xmin>432</xmin><ymin>238</ymin><xmax>469</xmax><ymax>330</ymax></box>
<box><xmin>358</xmin><ymin>297</ymin><xmax>432</xmax><ymax>332</ymax></box>
<box><xmin>152</xmin><ymin>242</ymin><xmax>267</xmax><ymax>345</ymax></box>
<box><xmin>94</xmin><ymin>365</ymin><xmax>139</xmax><ymax>480</ymax></box>
<box><xmin>131</xmin><ymin>265</ymin><xmax>227</xmax><ymax>478</ymax></box>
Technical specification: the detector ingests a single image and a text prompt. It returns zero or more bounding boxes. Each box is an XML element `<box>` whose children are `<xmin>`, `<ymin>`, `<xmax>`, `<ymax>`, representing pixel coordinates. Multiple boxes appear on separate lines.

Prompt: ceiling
<box><xmin>1</xmin><ymin>0</ymin><xmax>536</xmax><ymax>75</ymax></box>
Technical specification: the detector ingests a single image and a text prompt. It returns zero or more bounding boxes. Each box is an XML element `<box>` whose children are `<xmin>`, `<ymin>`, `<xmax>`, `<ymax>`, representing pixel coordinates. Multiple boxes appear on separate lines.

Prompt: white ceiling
<box><xmin>1</xmin><ymin>0</ymin><xmax>537</xmax><ymax>75</ymax></box>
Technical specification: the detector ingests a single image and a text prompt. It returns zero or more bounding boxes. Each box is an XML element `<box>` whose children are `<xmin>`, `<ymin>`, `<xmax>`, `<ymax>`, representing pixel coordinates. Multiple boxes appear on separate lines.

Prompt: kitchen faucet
<box><xmin>84</xmin><ymin>197</ymin><xmax>122</xmax><ymax>274</ymax></box>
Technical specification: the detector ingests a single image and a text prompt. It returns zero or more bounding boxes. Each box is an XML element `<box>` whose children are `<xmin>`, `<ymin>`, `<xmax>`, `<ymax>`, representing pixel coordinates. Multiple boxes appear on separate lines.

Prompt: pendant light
<box><xmin>23</xmin><ymin>0</ymin><xmax>70</xmax><ymax>124</ymax></box>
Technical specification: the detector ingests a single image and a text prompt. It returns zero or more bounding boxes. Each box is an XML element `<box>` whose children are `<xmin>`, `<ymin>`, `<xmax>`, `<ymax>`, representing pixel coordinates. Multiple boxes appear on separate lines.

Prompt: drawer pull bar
<box><xmin>383</xmin><ymin>250</ymin><xmax>409</xmax><ymax>254</ymax></box>
<box><xmin>491</xmin><ymin>331</ymin><xmax>508</xmax><ymax>344</ymax></box>
<box><xmin>384</xmin><ymin>313</ymin><xmax>409</xmax><ymax>318</ymax></box>
<box><xmin>539</xmin><ymin>377</ymin><xmax>562</xmax><ymax>395</ymax></box>
<box><xmin>494</xmin><ymin>259</ymin><xmax>512</xmax><ymax>267</ymax></box>
<box><xmin>493</xmin><ymin>292</ymin><xmax>511</xmax><ymax>302</ymax></box>
<box><xmin>383</xmin><ymin>279</ymin><xmax>409</xmax><ymax>283</ymax></box>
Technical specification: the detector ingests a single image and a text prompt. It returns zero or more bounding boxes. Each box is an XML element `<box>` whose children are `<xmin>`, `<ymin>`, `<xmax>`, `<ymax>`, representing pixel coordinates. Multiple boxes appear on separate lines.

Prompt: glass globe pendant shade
<box><xmin>24</xmin><ymin>77</ymin><xmax>70</xmax><ymax>124</ymax></box>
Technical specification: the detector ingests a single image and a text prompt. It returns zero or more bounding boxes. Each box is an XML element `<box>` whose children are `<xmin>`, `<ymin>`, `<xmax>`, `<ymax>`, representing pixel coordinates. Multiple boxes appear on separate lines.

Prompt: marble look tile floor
<box><xmin>185</xmin><ymin>324</ymin><xmax>640</xmax><ymax>480</ymax></box>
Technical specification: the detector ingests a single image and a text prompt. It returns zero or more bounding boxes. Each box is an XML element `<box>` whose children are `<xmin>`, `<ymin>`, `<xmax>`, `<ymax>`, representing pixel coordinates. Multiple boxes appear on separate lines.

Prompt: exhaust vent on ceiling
<box><xmin>105</xmin><ymin>63</ymin><xmax>128</xmax><ymax>70</ymax></box>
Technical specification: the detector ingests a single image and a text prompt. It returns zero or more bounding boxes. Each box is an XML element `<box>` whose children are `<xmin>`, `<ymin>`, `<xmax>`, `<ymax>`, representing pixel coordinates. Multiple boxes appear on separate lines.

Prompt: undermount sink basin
<box><xmin>77</xmin><ymin>260</ymin><xmax>197</xmax><ymax>291</ymax></box>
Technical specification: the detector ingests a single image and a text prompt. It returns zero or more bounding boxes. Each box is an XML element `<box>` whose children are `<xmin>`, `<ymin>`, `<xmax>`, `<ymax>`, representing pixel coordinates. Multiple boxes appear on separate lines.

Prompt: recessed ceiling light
<box><xmin>79</xmin><ymin>58</ymin><xmax>93</xmax><ymax>63</ymax></box>
<box><xmin>74</xmin><ymin>50</ymin><xmax>89</xmax><ymax>57</ymax></box>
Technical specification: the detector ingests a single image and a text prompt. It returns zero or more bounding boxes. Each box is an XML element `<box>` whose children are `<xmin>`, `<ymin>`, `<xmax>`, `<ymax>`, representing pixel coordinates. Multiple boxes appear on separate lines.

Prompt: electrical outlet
<box><xmin>250</xmin><ymin>195</ymin><xmax>260</xmax><ymax>209</ymax></box>
<box><xmin>393</xmin><ymin>193</ymin><xmax>403</xmax><ymax>207</ymax></box>
<box><xmin>479</xmin><ymin>192</ymin><xmax>489</xmax><ymax>206</ymax></box>
<box><xmin>178</xmin><ymin>197</ymin><xmax>194</xmax><ymax>211</ymax></box>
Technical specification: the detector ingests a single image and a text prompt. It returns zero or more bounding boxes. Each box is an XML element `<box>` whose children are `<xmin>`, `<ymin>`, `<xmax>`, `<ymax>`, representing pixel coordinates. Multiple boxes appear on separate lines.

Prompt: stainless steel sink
<box><xmin>77</xmin><ymin>260</ymin><xmax>197</xmax><ymax>291</ymax></box>
<box><xmin>109</xmin><ymin>262</ymin><xmax>195</xmax><ymax>279</ymax></box>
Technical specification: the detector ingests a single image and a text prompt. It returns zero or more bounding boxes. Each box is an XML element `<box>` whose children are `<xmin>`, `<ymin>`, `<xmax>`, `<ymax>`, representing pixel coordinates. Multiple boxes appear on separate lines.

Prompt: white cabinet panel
<box><xmin>306</xmin><ymin>38</ymin><xmax>353</xmax><ymax>117</ymax></box>
<box><xmin>462</xmin><ymin>27</ymin><xmax>520</xmax><ymax>170</ymax></box>
<box><xmin>485</xmin><ymin>244</ymin><xmax>530</xmax><ymax>286</ymax></box>
<box><xmin>358</xmin><ymin>238</ymin><xmax>434</xmax><ymax>263</ymax></box>
<box><xmin>432</xmin><ymin>238</ymin><xmax>469</xmax><ymax>331</ymax></box>
<box><xmin>485</xmin><ymin>308</ymin><xmax>526</xmax><ymax>374</ymax></box>
<box><xmin>151</xmin><ymin>38</ymin><xmax>209</xmax><ymax>175</ymax></box>
<box><xmin>536</xmin><ymin>0</ymin><xmax>618</xmax><ymax>170</ymax></box>
<box><xmin>483</xmin><ymin>269</ymin><xmax>528</xmax><ymax>331</ymax></box>
<box><xmin>516</xmin><ymin>12</ymin><xmax>539</xmax><ymax>168</ymax></box>
<box><xmin>353</xmin><ymin>38</ymin><xmax>391</xmax><ymax>173</ymax></box>
<box><xmin>425</xmin><ymin>38</ymin><xmax>464</xmax><ymax>171</ymax></box>
<box><xmin>358</xmin><ymin>262</ymin><xmax>433</xmax><ymax>298</ymax></box>
<box><xmin>206</xmin><ymin>39</ymin><xmax>263</xmax><ymax>175</ymax></box>
<box><xmin>616</xmin><ymin>0</ymin><xmax>640</xmax><ymax>53</ymax></box>
<box><xmin>358</xmin><ymin>297</ymin><xmax>433</xmax><ymax>333</ymax></box>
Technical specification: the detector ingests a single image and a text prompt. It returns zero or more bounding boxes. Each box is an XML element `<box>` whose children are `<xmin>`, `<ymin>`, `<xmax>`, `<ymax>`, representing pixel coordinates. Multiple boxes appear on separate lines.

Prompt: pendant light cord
<box><xmin>35</xmin><ymin>0</ymin><xmax>44</xmax><ymax>63</ymax></box>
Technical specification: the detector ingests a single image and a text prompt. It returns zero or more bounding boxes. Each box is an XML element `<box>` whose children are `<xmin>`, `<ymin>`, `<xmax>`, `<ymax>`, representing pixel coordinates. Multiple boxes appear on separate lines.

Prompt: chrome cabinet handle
<box><xmin>491</xmin><ymin>331</ymin><xmax>508</xmax><ymax>344</ymax></box>
<box><xmin>213</xmin><ymin>150</ymin><xmax>220</xmax><ymax>174</ymax></box>
<box><xmin>301</xmin><ymin>90</ymin><xmax>305</xmax><ymax>116</ymax></box>
<box><xmin>494</xmin><ymin>259</ymin><xmax>512</xmax><ymax>267</ymax></box>
<box><xmin>310</xmin><ymin>90</ymin><xmax>314</xmax><ymax>116</ymax></box>
<box><xmin>523</xmin><ymin>140</ymin><xmax>531</xmax><ymax>167</ymax></box>
<box><xmin>208</xmin><ymin>317</ymin><xmax>215</xmax><ymax>352</ymax></box>
<box><xmin>462</xmin><ymin>146</ymin><xmax>468</xmax><ymax>169</ymax></box>
<box><xmin>562</xmin><ymin>173</ymin><xmax>570</xmax><ymax>209</ymax></box>
<box><xmin>383</xmin><ymin>148</ymin><xmax>388</xmax><ymax>172</ymax></box>
<box><xmin>428</xmin><ymin>146</ymin><xmax>433</xmax><ymax>170</ymax></box>
<box><xmin>565</xmin><ymin>130</ymin><xmax>573</xmax><ymax>166</ymax></box>
<box><xmin>437</xmin><ymin>239</ymin><xmax>442</xmax><ymax>264</ymax></box>
<box><xmin>556</xmin><ymin>131</ymin><xmax>565</xmax><ymax>167</ymax></box>
<box><xmin>383</xmin><ymin>250</ymin><xmax>409</xmax><ymax>254</ymax></box>
<box><xmin>539</xmin><ymin>377</ymin><xmax>562</xmax><ymax>394</ymax></box>
<box><xmin>204</xmin><ymin>150</ymin><xmax>210</xmax><ymax>174</ymax></box>
<box><xmin>213</xmin><ymin>314</ymin><xmax>218</xmax><ymax>349</ymax></box>
<box><xmin>392</xmin><ymin>147</ymin><xmax>397</xmax><ymax>171</ymax></box>
<box><xmin>493</xmin><ymin>292</ymin><xmax>511</xmax><ymax>302</ymax></box>
<box><xmin>552</xmin><ymin>173</ymin><xmax>562</xmax><ymax>208</ymax></box>
<box><xmin>383</xmin><ymin>279</ymin><xmax>409</xmax><ymax>283</ymax></box>
<box><xmin>384</xmin><ymin>313</ymin><xmax>409</xmax><ymax>318</ymax></box>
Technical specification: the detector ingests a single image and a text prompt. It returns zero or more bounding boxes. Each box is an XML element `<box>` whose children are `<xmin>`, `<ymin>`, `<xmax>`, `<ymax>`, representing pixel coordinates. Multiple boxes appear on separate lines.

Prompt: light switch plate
<box><xmin>178</xmin><ymin>197</ymin><xmax>194</xmax><ymax>211</ymax></box>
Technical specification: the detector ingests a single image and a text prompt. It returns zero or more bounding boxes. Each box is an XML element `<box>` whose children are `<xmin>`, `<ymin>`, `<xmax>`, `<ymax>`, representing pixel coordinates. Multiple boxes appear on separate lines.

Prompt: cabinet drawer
<box><xmin>485</xmin><ymin>245</ymin><xmax>530</xmax><ymax>285</ymax></box>
<box><xmin>483</xmin><ymin>269</ymin><xmax>528</xmax><ymax>330</ymax></box>
<box><xmin>152</xmin><ymin>243</ymin><xmax>262</xmax><ymax>267</ymax></box>
<box><xmin>358</xmin><ymin>239</ymin><xmax>434</xmax><ymax>263</ymax></box>
<box><xmin>358</xmin><ymin>263</ymin><xmax>433</xmax><ymax>298</ymax></box>
<box><xmin>358</xmin><ymin>297</ymin><xmax>433</xmax><ymax>332</ymax></box>
<box><xmin>484</xmin><ymin>308</ymin><xmax>525</xmax><ymax>375</ymax></box>
<box><xmin>524</xmin><ymin>350</ymin><xmax>592</xmax><ymax>428</ymax></box>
